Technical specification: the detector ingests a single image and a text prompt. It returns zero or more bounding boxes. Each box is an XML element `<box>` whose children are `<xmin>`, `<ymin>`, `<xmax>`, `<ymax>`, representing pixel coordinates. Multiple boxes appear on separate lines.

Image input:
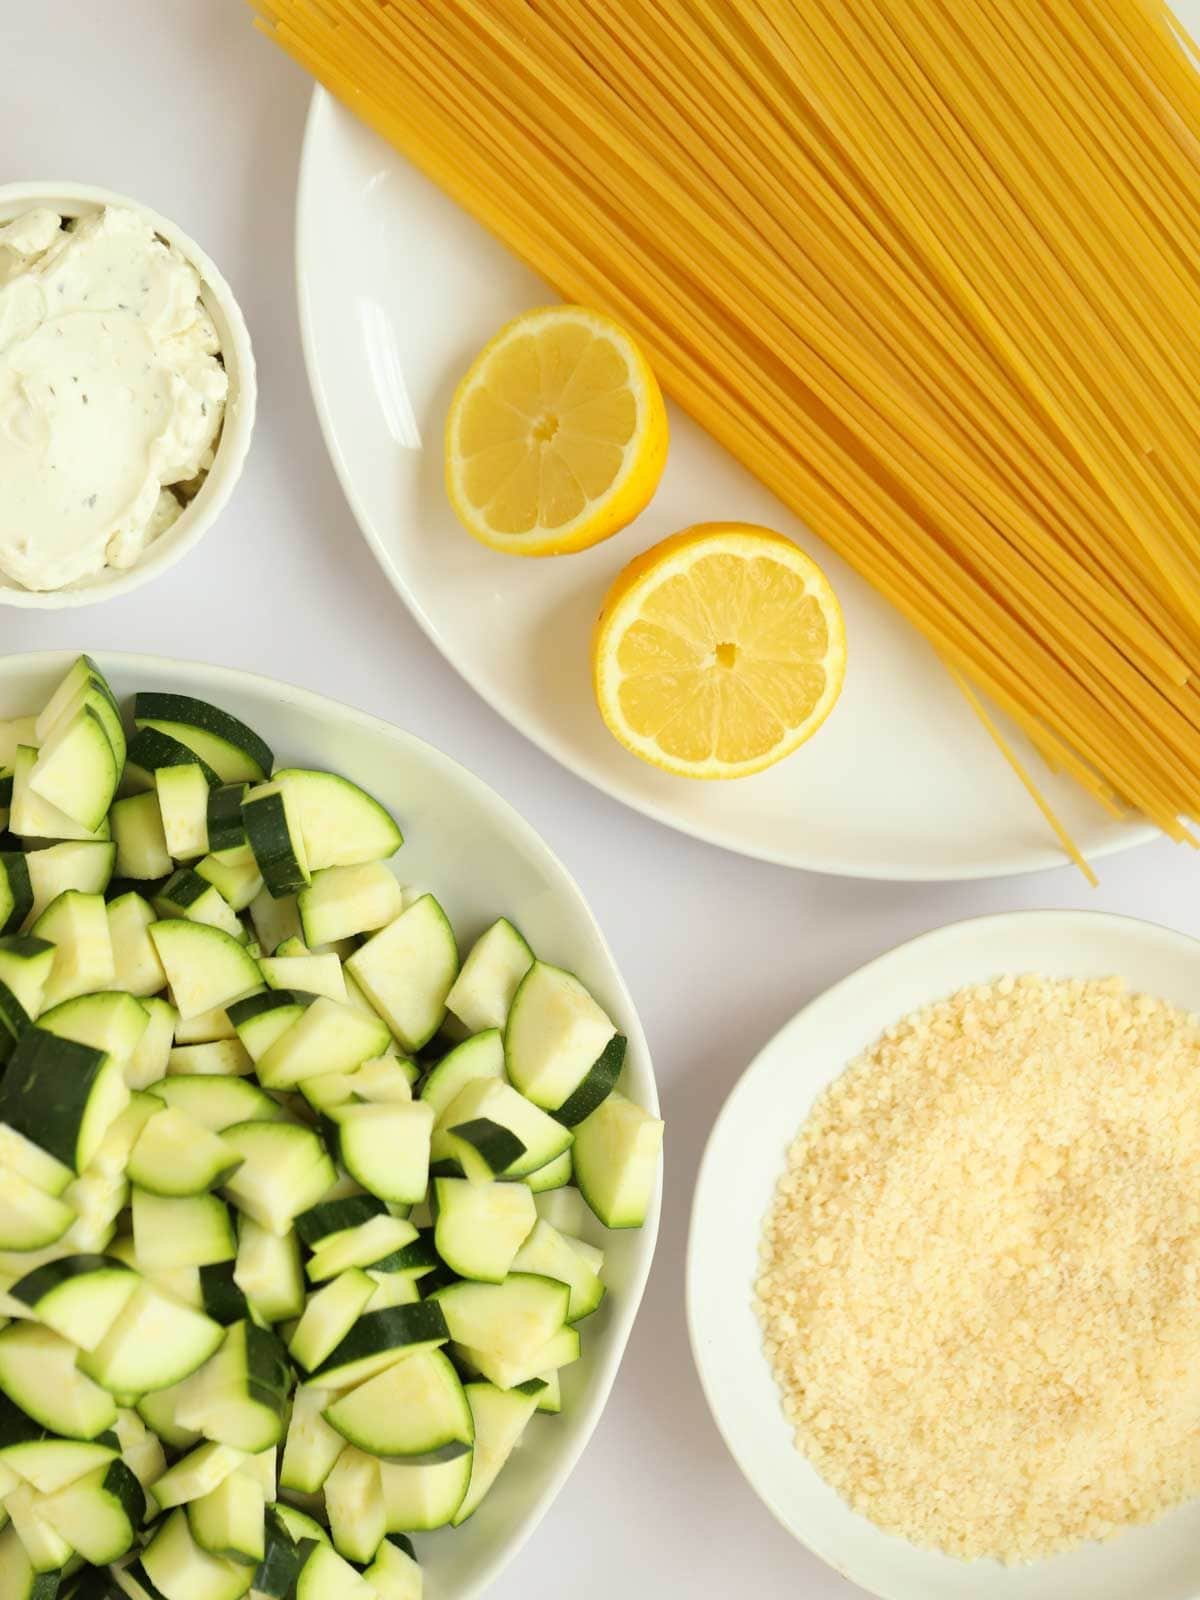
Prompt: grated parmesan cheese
<box><xmin>755</xmin><ymin>975</ymin><xmax>1200</xmax><ymax>1562</ymax></box>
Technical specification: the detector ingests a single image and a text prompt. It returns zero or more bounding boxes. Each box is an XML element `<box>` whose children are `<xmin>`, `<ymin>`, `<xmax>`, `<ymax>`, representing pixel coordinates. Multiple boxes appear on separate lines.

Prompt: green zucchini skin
<box><xmin>313</xmin><ymin>1302</ymin><xmax>450</xmax><ymax>1382</ymax></box>
<box><xmin>0</xmin><ymin>1027</ymin><xmax>111</xmax><ymax>1172</ymax></box>
<box><xmin>0</xmin><ymin>976</ymin><xmax>30</xmax><ymax>1065</ymax></box>
<box><xmin>252</xmin><ymin>1508</ymin><xmax>305</xmax><ymax>1598</ymax></box>
<box><xmin>0</xmin><ymin>851</ymin><xmax>33</xmax><ymax>936</ymax></box>
<box><xmin>551</xmin><ymin>1034</ymin><xmax>627</xmax><ymax>1128</ymax></box>
<box><xmin>0</xmin><ymin>1390</ymin><xmax>47</xmax><ymax>1450</ymax></box>
<box><xmin>368</xmin><ymin>1229</ymin><xmax>441</xmax><ymax>1277</ymax></box>
<box><xmin>125</xmin><ymin>727</ymin><xmax>220</xmax><ymax>788</ymax></box>
<box><xmin>293</xmin><ymin>1195</ymin><xmax>388</xmax><ymax>1247</ymax></box>
<box><xmin>443</xmin><ymin>1117</ymin><xmax>527</xmax><ymax>1177</ymax></box>
<box><xmin>243</xmin><ymin>791</ymin><xmax>307</xmax><ymax>898</ymax></box>
<box><xmin>156</xmin><ymin>868</ymin><xmax>210</xmax><ymax>911</ymax></box>
<box><xmin>198</xmin><ymin>1261</ymin><xmax>251</xmax><ymax>1326</ymax></box>
<box><xmin>206</xmin><ymin>784</ymin><xmax>249</xmax><ymax>854</ymax></box>
<box><xmin>226</xmin><ymin>989</ymin><xmax>310</xmax><ymax>1027</ymax></box>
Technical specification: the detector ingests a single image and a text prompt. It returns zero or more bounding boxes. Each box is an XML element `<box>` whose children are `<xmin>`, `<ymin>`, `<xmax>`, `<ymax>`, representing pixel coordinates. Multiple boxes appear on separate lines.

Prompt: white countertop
<box><xmin>4</xmin><ymin>3</ymin><xmax>1198</xmax><ymax>1594</ymax></box>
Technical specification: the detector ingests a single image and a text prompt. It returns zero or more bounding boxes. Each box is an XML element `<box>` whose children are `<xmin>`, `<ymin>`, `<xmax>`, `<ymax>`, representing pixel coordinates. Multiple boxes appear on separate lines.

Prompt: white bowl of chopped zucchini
<box><xmin>0</xmin><ymin>652</ymin><xmax>663</xmax><ymax>1600</ymax></box>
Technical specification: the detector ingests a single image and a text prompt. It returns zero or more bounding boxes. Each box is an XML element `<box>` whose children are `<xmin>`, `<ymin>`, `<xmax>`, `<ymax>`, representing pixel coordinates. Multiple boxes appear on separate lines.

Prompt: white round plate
<box><xmin>688</xmin><ymin>910</ymin><xmax>1200</xmax><ymax>1600</ymax></box>
<box><xmin>0</xmin><ymin>651</ymin><xmax>661</xmax><ymax>1600</ymax></box>
<box><xmin>295</xmin><ymin>88</ymin><xmax>1155</xmax><ymax>881</ymax></box>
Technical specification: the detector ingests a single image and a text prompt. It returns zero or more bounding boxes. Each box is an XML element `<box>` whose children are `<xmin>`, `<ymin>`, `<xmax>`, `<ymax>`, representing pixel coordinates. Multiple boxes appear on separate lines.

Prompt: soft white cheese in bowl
<box><xmin>0</xmin><ymin>182</ymin><xmax>256</xmax><ymax>608</ymax></box>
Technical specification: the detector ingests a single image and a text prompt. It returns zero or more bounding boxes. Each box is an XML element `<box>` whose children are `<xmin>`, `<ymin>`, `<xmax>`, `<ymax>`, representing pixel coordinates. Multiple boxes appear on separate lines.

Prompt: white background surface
<box><xmin>4</xmin><ymin>4</ymin><xmax>1199</xmax><ymax>1595</ymax></box>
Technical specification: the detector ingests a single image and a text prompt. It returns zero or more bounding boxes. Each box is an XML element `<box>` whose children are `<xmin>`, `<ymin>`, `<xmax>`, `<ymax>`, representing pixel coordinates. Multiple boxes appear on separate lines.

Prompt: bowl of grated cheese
<box><xmin>689</xmin><ymin>910</ymin><xmax>1200</xmax><ymax>1600</ymax></box>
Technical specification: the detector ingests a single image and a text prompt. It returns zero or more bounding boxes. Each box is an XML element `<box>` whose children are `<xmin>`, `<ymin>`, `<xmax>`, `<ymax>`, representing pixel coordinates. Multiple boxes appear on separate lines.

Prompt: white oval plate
<box><xmin>0</xmin><ymin>651</ymin><xmax>661</xmax><ymax>1600</ymax></box>
<box><xmin>688</xmin><ymin>909</ymin><xmax>1200</xmax><ymax>1600</ymax></box>
<box><xmin>295</xmin><ymin>87</ymin><xmax>1156</xmax><ymax>881</ymax></box>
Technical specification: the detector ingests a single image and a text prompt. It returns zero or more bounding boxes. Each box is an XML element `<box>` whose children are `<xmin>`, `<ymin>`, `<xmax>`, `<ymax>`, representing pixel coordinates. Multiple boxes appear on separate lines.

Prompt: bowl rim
<box><xmin>0</xmin><ymin>648</ymin><xmax>662</xmax><ymax>1598</ymax></box>
<box><xmin>0</xmin><ymin>180</ymin><xmax>257</xmax><ymax>610</ymax></box>
<box><xmin>687</xmin><ymin>906</ymin><xmax>1200</xmax><ymax>1600</ymax></box>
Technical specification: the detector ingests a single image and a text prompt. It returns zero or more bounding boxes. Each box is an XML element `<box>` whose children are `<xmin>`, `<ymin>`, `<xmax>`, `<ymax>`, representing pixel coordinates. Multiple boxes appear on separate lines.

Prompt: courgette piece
<box><xmin>26</xmin><ymin>839</ymin><xmax>116</xmax><ymax>924</ymax></box>
<box><xmin>149</xmin><ymin>1072</ymin><xmax>284</xmax><ymax>1131</ymax></box>
<box><xmin>141</xmin><ymin>1506</ymin><xmax>255</xmax><ymax>1600</ymax></box>
<box><xmin>0</xmin><ymin>851</ymin><xmax>33</xmax><ymax>936</ymax></box>
<box><xmin>320</xmin><ymin>1446</ymin><xmax>386</xmax><ymax>1565</ymax></box>
<box><xmin>312</xmin><ymin>1302</ymin><xmax>450</xmax><ymax>1389</ymax></box>
<box><xmin>232</xmin><ymin>1216</ymin><xmax>305</xmax><ymax>1324</ymax></box>
<box><xmin>445</xmin><ymin>918</ymin><xmax>534</xmax><ymax>1035</ymax></box>
<box><xmin>148</xmin><ymin>921</ymin><xmax>261</xmax><ymax>1020</ymax></box>
<box><xmin>272</xmin><ymin>769</ymin><xmax>402</xmax><ymax>870</ymax></box>
<box><xmin>79</xmin><ymin>1283</ymin><xmax>223</xmax><ymax>1397</ymax></box>
<box><xmin>432</xmin><ymin>1275</ymin><xmax>569</xmax><ymax>1365</ymax></box>
<box><xmin>206</xmin><ymin>784</ymin><xmax>249</xmax><ymax>855</ymax></box>
<box><xmin>433</xmin><ymin>1178</ymin><xmax>536</xmax><ymax>1284</ymax></box>
<box><xmin>124</xmin><ymin>725</ymin><xmax>220</xmax><ymax>793</ymax></box>
<box><xmin>0</xmin><ymin>1026</ymin><xmax>128</xmax><ymax>1172</ymax></box>
<box><xmin>510</xmin><ymin>1219</ymin><xmax>605</xmax><ymax>1322</ymax></box>
<box><xmin>242</xmin><ymin>783</ymin><xmax>310</xmax><ymax>898</ymax></box>
<box><xmin>345</xmin><ymin>895</ymin><xmax>458</xmax><ymax>1053</ymax></box>
<box><xmin>293</xmin><ymin>1539</ymin><xmax>375</xmax><ymax>1600</ymax></box>
<box><xmin>304</xmin><ymin>1214</ymin><xmax>419</xmax><ymax>1283</ymax></box>
<box><xmin>293</xmin><ymin>1194</ymin><xmax>388</xmax><ymax>1248</ymax></box>
<box><xmin>198</xmin><ymin>1261</ymin><xmax>250</xmax><ymax>1326</ymax></box>
<box><xmin>324</xmin><ymin>1348</ymin><xmax>473</xmax><ymax>1461</ymax></box>
<box><xmin>9</xmin><ymin>1254</ymin><xmax>139</xmax><ymax>1351</ymax></box>
<box><xmin>431</xmin><ymin>1077</ymin><xmax>571</xmax><ymax>1182</ymax></box>
<box><xmin>227</xmin><ymin>989</ymin><xmax>312</xmax><ymax>1066</ymax></box>
<box><xmin>0</xmin><ymin>934</ymin><xmax>54</xmax><ymax>1018</ymax></box>
<box><xmin>325</xmin><ymin>1101</ymin><xmax>433</xmax><ymax>1206</ymax></box>
<box><xmin>0</xmin><ymin>1390</ymin><xmax>118</xmax><ymax>1488</ymax></box>
<box><xmin>39</xmin><ymin>1456</ymin><xmax>145</xmax><ymax>1564</ymax></box>
<box><xmin>110</xmin><ymin>791</ymin><xmax>173</xmax><ymax>881</ymax></box>
<box><xmin>452</xmin><ymin>1379</ymin><xmax>539</xmax><ymax>1524</ymax></box>
<box><xmin>33</xmin><ymin>891</ymin><xmax>116</xmax><ymax>1008</ymax></box>
<box><xmin>505</xmin><ymin>962</ymin><xmax>623</xmax><ymax>1122</ymax></box>
<box><xmin>377</xmin><ymin>1451</ymin><xmax>473</xmax><ymax>1533</ymax></box>
<box><xmin>128</xmin><ymin>1108</ymin><xmax>244</xmax><ymax>1197</ymax></box>
<box><xmin>188</xmin><ymin>1468</ymin><xmax>265</xmax><ymax>1564</ymax></box>
<box><xmin>154</xmin><ymin>868</ymin><xmax>245</xmax><ymax>944</ymax></box>
<box><xmin>221</xmin><ymin>1122</ymin><xmax>335</xmax><ymax>1237</ymax></box>
<box><xmin>255</xmin><ymin>997</ymin><xmax>388</xmax><ymax>1090</ymax></box>
<box><xmin>107</xmin><ymin>893</ymin><xmax>167</xmax><ymax>997</ymax></box>
<box><xmin>297</xmin><ymin>863</ymin><xmax>404</xmax><ymax>948</ymax></box>
<box><xmin>288</xmin><ymin>1271</ymin><xmax>376</xmax><ymax>1373</ymax></box>
<box><xmin>418</xmin><ymin>1028</ymin><xmax>505</xmax><ymax>1119</ymax></box>
<box><xmin>155</xmin><ymin>763</ymin><xmax>212</xmax><ymax>862</ymax></box>
<box><xmin>279</xmin><ymin>1385</ymin><xmax>345</xmax><ymax>1495</ymax></box>
<box><xmin>0</xmin><ymin>1324</ymin><xmax>117</xmax><ymax>1439</ymax></box>
<box><xmin>572</xmin><ymin>1090</ymin><xmax>664</xmax><ymax>1229</ymax></box>
<box><xmin>134</xmin><ymin>694</ymin><xmax>272</xmax><ymax>785</ymax></box>
<box><xmin>131</xmin><ymin>1188</ymin><xmax>236</xmax><ymax>1272</ymax></box>
<box><xmin>365</xmin><ymin>1535</ymin><xmax>423</xmax><ymax>1600</ymax></box>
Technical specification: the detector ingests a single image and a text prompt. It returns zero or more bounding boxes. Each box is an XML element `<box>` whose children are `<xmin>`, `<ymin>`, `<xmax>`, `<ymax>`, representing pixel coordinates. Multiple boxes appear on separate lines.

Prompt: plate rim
<box><xmin>685</xmin><ymin>906</ymin><xmax>1200</xmax><ymax>1598</ymax></box>
<box><xmin>0</xmin><ymin>647</ymin><xmax>661</xmax><ymax>1600</ymax></box>
<box><xmin>293</xmin><ymin>86</ymin><xmax>1157</xmax><ymax>883</ymax></box>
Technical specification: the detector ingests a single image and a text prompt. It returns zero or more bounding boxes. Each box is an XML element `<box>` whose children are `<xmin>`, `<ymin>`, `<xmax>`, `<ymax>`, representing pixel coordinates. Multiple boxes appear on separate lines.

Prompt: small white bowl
<box><xmin>0</xmin><ymin>181</ymin><xmax>256</xmax><ymax>608</ymax></box>
<box><xmin>689</xmin><ymin>910</ymin><xmax>1200</xmax><ymax>1600</ymax></box>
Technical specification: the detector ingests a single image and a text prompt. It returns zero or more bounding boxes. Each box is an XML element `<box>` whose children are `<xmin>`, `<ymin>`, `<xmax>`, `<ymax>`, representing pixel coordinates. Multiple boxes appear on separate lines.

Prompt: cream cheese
<box><xmin>0</xmin><ymin>205</ymin><xmax>228</xmax><ymax>590</ymax></box>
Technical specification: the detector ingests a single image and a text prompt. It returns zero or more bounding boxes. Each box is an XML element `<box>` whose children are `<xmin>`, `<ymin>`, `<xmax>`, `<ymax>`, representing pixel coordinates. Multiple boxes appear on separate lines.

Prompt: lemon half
<box><xmin>445</xmin><ymin>306</ymin><xmax>668</xmax><ymax>557</ymax></box>
<box><xmin>592</xmin><ymin>523</ymin><xmax>847</xmax><ymax>779</ymax></box>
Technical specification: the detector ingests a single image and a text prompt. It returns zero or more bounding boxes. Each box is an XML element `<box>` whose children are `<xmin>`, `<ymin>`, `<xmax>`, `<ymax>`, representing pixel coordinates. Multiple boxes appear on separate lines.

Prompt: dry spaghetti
<box><xmin>254</xmin><ymin>0</ymin><xmax>1200</xmax><ymax>863</ymax></box>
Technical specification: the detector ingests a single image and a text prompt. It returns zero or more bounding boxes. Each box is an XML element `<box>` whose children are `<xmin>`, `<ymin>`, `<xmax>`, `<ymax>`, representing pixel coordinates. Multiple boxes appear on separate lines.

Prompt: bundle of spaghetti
<box><xmin>255</xmin><ymin>0</ymin><xmax>1200</xmax><ymax>854</ymax></box>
